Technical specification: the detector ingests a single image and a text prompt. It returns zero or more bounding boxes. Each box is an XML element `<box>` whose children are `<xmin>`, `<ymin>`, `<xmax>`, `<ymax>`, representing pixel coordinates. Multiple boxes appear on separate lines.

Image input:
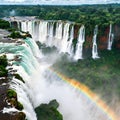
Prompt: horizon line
<box><xmin>0</xmin><ymin>3</ymin><xmax>120</xmax><ymax>6</ymax></box>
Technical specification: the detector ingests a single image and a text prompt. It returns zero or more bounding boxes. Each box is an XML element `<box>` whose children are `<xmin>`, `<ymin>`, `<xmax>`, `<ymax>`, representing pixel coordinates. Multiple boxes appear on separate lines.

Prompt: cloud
<box><xmin>4</xmin><ymin>0</ymin><xmax>26</xmax><ymax>2</ymax></box>
<box><xmin>0</xmin><ymin>0</ymin><xmax>120</xmax><ymax>4</ymax></box>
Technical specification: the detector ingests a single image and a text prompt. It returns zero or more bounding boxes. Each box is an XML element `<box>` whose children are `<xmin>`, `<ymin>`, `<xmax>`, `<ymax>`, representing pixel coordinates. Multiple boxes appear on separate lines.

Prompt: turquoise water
<box><xmin>0</xmin><ymin>37</ymin><xmax>40</xmax><ymax>74</ymax></box>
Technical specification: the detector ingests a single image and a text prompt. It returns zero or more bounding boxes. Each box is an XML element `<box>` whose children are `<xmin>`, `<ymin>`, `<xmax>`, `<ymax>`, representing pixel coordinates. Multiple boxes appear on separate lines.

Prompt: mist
<box><xmin>9</xmin><ymin>10</ymin><xmax>16</xmax><ymax>16</ymax></box>
<box><xmin>4</xmin><ymin>40</ymin><xmax>120</xmax><ymax>120</ymax></box>
<box><xmin>25</xmin><ymin>56</ymin><xmax>111</xmax><ymax>120</ymax></box>
<box><xmin>21</xmin><ymin>40</ymin><xmax>113</xmax><ymax>120</ymax></box>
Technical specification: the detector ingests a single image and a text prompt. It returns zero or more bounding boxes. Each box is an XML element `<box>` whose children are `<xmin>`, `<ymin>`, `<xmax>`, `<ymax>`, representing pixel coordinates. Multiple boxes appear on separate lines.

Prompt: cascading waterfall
<box><xmin>12</xmin><ymin>18</ymin><xmax>116</xmax><ymax>61</ymax></box>
<box><xmin>10</xmin><ymin>78</ymin><xmax>37</xmax><ymax>120</ymax></box>
<box><xmin>60</xmin><ymin>23</ymin><xmax>70</xmax><ymax>53</ymax></box>
<box><xmin>54</xmin><ymin>22</ymin><xmax>63</xmax><ymax>48</ymax></box>
<box><xmin>25</xmin><ymin>37</ymin><xmax>43</xmax><ymax>58</ymax></box>
<box><xmin>107</xmin><ymin>24</ymin><xmax>114</xmax><ymax>50</ymax></box>
<box><xmin>66</xmin><ymin>25</ymin><xmax>74</xmax><ymax>56</ymax></box>
<box><xmin>92</xmin><ymin>25</ymin><xmax>99</xmax><ymax>59</ymax></box>
<box><xmin>27</xmin><ymin>21</ymin><xmax>34</xmax><ymax>36</ymax></box>
<box><xmin>0</xmin><ymin>42</ymin><xmax>38</xmax><ymax>120</ymax></box>
<box><xmin>21</xmin><ymin>21</ymin><xmax>28</xmax><ymax>32</ymax></box>
<box><xmin>39</xmin><ymin>21</ymin><xmax>48</xmax><ymax>44</ymax></box>
<box><xmin>47</xmin><ymin>22</ymin><xmax>54</xmax><ymax>46</ymax></box>
<box><xmin>19</xmin><ymin>20</ymin><xmax>101</xmax><ymax>60</ymax></box>
<box><xmin>74</xmin><ymin>25</ymin><xmax>85</xmax><ymax>60</ymax></box>
<box><xmin>0</xmin><ymin>36</ymin><xmax>43</xmax><ymax>120</ymax></box>
<box><xmin>19</xmin><ymin>20</ymin><xmax>74</xmax><ymax>56</ymax></box>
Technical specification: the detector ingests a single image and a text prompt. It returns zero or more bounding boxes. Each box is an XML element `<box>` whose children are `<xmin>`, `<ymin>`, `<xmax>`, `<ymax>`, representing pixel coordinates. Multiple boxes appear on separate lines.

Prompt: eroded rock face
<box><xmin>11</xmin><ymin>21</ymin><xmax>18</xmax><ymax>29</ymax></box>
<box><xmin>73</xmin><ymin>24</ymin><xmax>120</xmax><ymax>50</ymax></box>
<box><xmin>114</xmin><ymin>25</ymin><xmax>120</xmax><ymax>49</ymax></box>
<box><xmin>74</xmin><ymin>24</ymin><xmax>80</xmax><ymax>39</ymax></box>
<box><xmin>98</xmin><ymin>25</ymin><xmax>120</xmax><ymax>49</ymax></box>
<box><xmin>0</xmin><ymin>112</ymin><xmax>25</xmax><ymax>120</ymax></box>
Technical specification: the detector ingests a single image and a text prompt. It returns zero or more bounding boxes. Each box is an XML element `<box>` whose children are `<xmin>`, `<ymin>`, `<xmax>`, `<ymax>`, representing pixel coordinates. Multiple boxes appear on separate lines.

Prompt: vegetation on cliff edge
<box><xmin>0</xmin><ymin>55</ymin><xmax>8</xmax><ymax>77</ymax></box>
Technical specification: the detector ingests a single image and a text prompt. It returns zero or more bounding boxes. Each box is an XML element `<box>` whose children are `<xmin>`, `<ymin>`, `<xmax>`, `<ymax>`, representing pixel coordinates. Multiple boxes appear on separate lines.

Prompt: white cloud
<box><xmin>4</xmin><ymin>0</ymin><xmax>26</xmax><ymax>2</ymax></box>
<box><xmin>1</xmin><ymin>0</ymin><xmax>120</xmax><ymax>4</ymax></box>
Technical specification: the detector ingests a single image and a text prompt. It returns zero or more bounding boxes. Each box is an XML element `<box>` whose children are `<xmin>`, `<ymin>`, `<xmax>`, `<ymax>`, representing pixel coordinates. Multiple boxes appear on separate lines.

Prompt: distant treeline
<box><xmin>0</xmin><ymin>4</ymin><xmax>120</xmax><ymax>26</ymax></box>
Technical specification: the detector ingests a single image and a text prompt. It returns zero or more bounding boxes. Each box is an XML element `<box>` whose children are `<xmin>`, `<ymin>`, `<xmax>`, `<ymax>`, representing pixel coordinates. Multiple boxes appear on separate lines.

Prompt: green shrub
<box><xmin>0</xmin><ymin>55</ymin><xmax>8</xmax><ymax>67</ymax></box>
<box><xmin>35</xmin><ymin>100</ymin><xmax>63</xmax><ymax>120</ymax></box>
<box><xmin>0</xmin><ymin>55</ymin><xmax>8</xmax><ymax>77</ymax></box>
<box><xmin>7</xmin><ymin>89</ymin><xmax>17</xmax><ymax>98</ymax></box>
<box><xmin>16</xmin><ymin>101</ymin><xmax>24</xmax><ymax>111</ymax></box>
<box><xmin>0</xmin><ymin>65</ymin><xmax>8</xmax><ymax>77</ymax></box>
<box><xmin>7</xmin><ymin>28</ymin><xmax>17</xmax><ymax>32</ymax></box>
<box><xmin>8</xmin><ymin>31</ymin><xmax>32</xmax><ymax>39</ymax></box>
<box><xmin>7</xmin><ymin>89</ymin><xmax>24</xmax><ymax>111</ymax></box>
<box><xmin>49</xmin><ymin>99</ymin><xmax>59</xmax><ymax>109</ymax></box>
<box><xmin>8</xmin><ymin>31</ymin><xmax>25</xmax><ymax>39</ymax></box>
<box><xmin>0</xmin><ymin>19</ymin><xmax>10</xmax><ymax>29</ymax></box>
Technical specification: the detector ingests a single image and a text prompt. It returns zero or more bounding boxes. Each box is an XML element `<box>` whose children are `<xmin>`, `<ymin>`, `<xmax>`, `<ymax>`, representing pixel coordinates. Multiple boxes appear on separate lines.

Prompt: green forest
<box><xmin>0</xmin><ymin>4</ymin><xmax>120</xmax><ymax>26</ymax></box>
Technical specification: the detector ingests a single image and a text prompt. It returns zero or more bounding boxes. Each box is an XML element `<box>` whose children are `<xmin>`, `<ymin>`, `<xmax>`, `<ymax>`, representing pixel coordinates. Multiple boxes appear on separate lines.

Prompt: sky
<box><xmin>0</xmin><ymin>0</ymin><xmax>120</xmax><ymax>5</ymax></box>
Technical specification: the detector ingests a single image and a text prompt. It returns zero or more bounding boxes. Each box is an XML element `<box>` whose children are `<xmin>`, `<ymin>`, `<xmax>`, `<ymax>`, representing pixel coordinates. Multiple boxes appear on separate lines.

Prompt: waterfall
<box><xmin>66</xmin><ymin>25</ymin><xmax>74</xmax><ymax>56</ymax></box>
<box><xmin>92</xmin><ymin>25</ymin><xmax>99</xmax><ymax>59</ymax></box>
<box><xmin>27</xmin><ymin>21</ymin><xmax>34</xmax><ymax>36</ymax></box>
<box><xmin>55</xmin><ymin>22</ymin><xmax>63</xmax><ymax>40</ymax></box>
<box><xmin>47</xmin><ymin>22</ymin><xmax>54</xmax><ymax>47</ymax></box>
<box><xmin>74</xmin><ymin>25</ymin><xmax>85</xmax><ymax>60</ymax></box>
<box><xmin>10</xmin><ymin>78</ymin><xmax>37</xmax><ymax>120</ymax></box>
<box><xmin>60</xmin><ymin>23</ymin><xmax>70</xmax><ymax>53</ymax></box>
<box><xmin>54</xmin><ymin>22</ymin><xmax>63</xmax><ymax>50</ymax></box>
<box><xmin>19</xmin><ymin>20</ymin><xmax>102</xmax><ymax>60</ymax></box>
<box><xmin>19</xmin><ymin>20</ymin><xmax>73</xmax><ymax>55</ymax></box>
<box><xmin>21</xmin><ymin>21</ymin><xmax>27</xmax><ymax>32</ymax></box>
<box><xmin>107</xmin><ymin>24</ymin><xmax>114</xmax><ymax>50</ymax></box>
<box><xmin>39</xmin><ymin>21</ymin><xmax>48</xmax><ymax>44</ymax></box>
<box><xmin>24</xmin><ymin>37</ymin><xmax>43</xmax><ymax>58</ymax></box>
<box><xmin>0</xmin><ymin>37</ymin><xmax>43</xmax><ymax>120</ymax></box>
<box><xmin>11</xmin><ymin>18</ymin><xmax>118</xmax><ymax>60</ymax></box>
<box><xmin>0</xmin><ymin>43</ymin><xmax>37</xmax><ymax>120</ymax></box>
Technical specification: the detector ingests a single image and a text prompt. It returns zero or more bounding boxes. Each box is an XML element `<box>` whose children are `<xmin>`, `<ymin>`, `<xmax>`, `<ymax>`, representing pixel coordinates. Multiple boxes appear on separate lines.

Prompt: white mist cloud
<box><xmin>0</xmin><ymin>0</ymin><xmax>120</xmax><ymax>4</ymax></box>
<box><xmin>26</xmin><ymin>62</ymin><xmax>111</xmax><ymax>120</ymax></box>
<box><xmin>4</xmin><ymin>0</ymin><xmax>26</xmax><ymax>2</ymax></box>
<box><xmin>9</xmin><ymin>10</ymin><xmax>16</xmax><ymax>16</ymax></box>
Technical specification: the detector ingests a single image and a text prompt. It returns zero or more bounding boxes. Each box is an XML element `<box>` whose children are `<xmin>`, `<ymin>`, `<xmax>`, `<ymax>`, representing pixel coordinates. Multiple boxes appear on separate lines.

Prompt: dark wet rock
<box><xmin>0</xmin><ymin>112</ymin><xmax>26</xmax><ymax>120</ymax></box>
<box><xmin>0</xmin><ymin>84</ymin><xmax>9</xmax><ymax>109</ymax></box>
<box><xmin>14</xmin><ymin>55</ymin><xmax>21</xmax><ymax>61</ymax></box>
<box><xmin>8</xmin><ymin>68</ymin><xmax>13</xmax><ymax>71</ymax></box>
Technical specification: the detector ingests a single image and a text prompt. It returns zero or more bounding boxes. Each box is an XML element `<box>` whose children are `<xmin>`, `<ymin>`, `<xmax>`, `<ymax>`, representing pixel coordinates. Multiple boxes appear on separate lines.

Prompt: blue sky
<box><xmin>0</xmin><ymin>0</ymin><xmax>120</xmax><ymax>5</ymax></box>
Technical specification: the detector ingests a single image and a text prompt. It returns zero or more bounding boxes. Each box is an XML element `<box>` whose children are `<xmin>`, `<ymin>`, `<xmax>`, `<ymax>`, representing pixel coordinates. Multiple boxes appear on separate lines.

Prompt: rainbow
<box><xmin>50</xmin><ymin>68</ymin><xmax>118</xmax><ymax>120</ymax></box>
